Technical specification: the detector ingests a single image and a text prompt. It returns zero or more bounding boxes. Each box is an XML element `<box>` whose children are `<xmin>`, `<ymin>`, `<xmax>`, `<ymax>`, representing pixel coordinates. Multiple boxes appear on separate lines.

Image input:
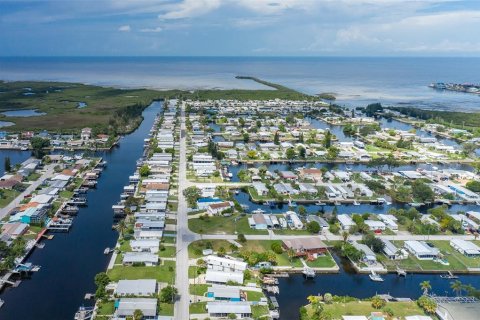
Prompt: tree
<box><xmin>183</xmin><ymin>186</ymin><xmax>201</xmax><ymax>208</ymax></box>
<box><xmin>341</xmin><ymin>230</ymin><xmax>349</xmax><ymax>243</ymax></box>
<box><xmin>237</xmin><ymin>233</ymin><xmax>246</xmax><ymax>243</ymax></box>
<box><xmin>323</xmin><ymin>293</ymin><xmax>333</xmax><ymax>304</ymax></box>
<box><xmin>246</xmin><ymin>150</ymin><xmax>257</xmax><ymax>159</ymax></box>
<box><xmin>466</xmin><ymin>180</ymin><xmax>480</xmax><ymax>193</ymax></box>
<box><xmin>274</xmin><ymin>131</ymin><xmax>280</xmax><ymax>145</ymax></box>
<box><xmin>307</xmin><ymin>295</ymin><xmax>324</xmax><ymax>319</ymax></box>
<box><xmin>412</xmin><ymin>180</ymin><xmax>434</xmax><ymax>203</ymax></box>
<box><xmin>323</xmin><ymin>130</ymin><xmax>332</xmax><ymax>148</ymax></box>
<box><xmin>326</xmin><ymin>146</ymin><xmax>339</xmax><ymax>160</ymax></box>
<box><xmin>228</xmin><ymin>313</ymin><xmax>237</xmax><ymax>319</ymax></box>
<box><xmin>307</xmin><ymin>221</ymin><xmax>321</xmax><ymax>234</ymax></box>
<box><xmin>298</xmin><ymin>146</ymin><xmax>306</xmax><ymax>158</ymax></box>
<box><xmin>371</xmin><ymin>295</ymin><xmax>386</xmax><ymax>309</ymax></box>
<box><xmin>365</xmin><ymin>103</ymin><xmax>383</xmax><ymax>117</ymax></box>
<box><xmin>417</xmin><ymin>296</ymin><xmax>437</xmax><ymax>314</ymax></box>
<box><xmin>139</xmin><ymin>164</ymin><xmax>150</xmax><ymax>177</ymax></box>
<box><xmin>4</xmin><ymin>157</ymin><xmax>11</xmax><ymax>173</ymax></box>
<box><xmin>160</xmin><ymin>285</ymin><xmax>178</xmax><ymax>303</ymax></box>
<box><xmin>30</xmin><ymin>137</ymin><xmax>50</xmax><ymax>159</ymax></box>
<box><xmin>133</xmin><ymin>309</ymin><xmax>144</xmax><ymax>320</ymax></box>
<box><xmin>94</xmin><ymin>272</ymin><xmax>110</xmax><ymax>288</ymax></box>
<box><xmin>451</xmin><ymin>280</ymin><xmax>463</xmax><ymax>296</ymax></box>
<box><xmin>420</xmin><ymin>280</ymin><xmax>431</xmax><ymax>295</ymax></box>
<box><xmin>286</xmin><ymin>148</ymin><xmax>296</xmax><ymax>159</ymax></box>
<box><xmin>462</xmin><ymin>142</ymin><xmax>477</xmax><ymax>156</ymax></box>
<box><xmin>243</xmin><ymin>132</ymin><xmax>249</xmax><ymax>143</ymax></box>
<box><xmin>362</xmin><ymin>234</ymin><xmax>385</xmax><ymax>253</ymax></box>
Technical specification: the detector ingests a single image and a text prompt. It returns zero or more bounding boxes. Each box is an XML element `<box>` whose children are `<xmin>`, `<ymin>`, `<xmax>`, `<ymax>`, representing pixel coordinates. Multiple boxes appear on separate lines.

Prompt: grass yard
<box><xmin>158</xmin><ymin>303</ymin><xmax>174</xmax><ymax>316</ymax></box>
<box><xmin>233</xmin><ymin>240</ymin><xmax>304</xmax><ymax>267</ymax></box>
<box><xmin>95</xmin><ymin>301</ymin><xmax>115</xmax><ymax>318</ymax></box>
<box><xmin>107</xmin><ymin>260</ymin><xmax>175</xmax><ymax>283</ymax></box>
<box><xmin>189</xmin><ymin>302</ymin><xmax>207</xmax><ymax>314</ymax></box>
<box><xmin>158</xmin><ymin>245</ymin><xmax>177</xmax><ymax>258</ymax></box>
<box><xmin>188</xmin><ymin>215</ymin><xmax>268</xmax><ymax>235</ymax></box>
<box><xmin>305</xmin><ymin>253</ymin><xmax>337</xmax><ymax>268</ymax></box>
<box><xmin>0</xmin><ymin>189</ymin><xmax>19</xmax><ymax>208</ymax></box>
<box><xmin>319</xmin><ymin>301</ymin><xmax>426</xmax><ymax>319</ymax></box>
<box><xmin>245</xmin><ymin>290</ymin><xmax>265</xmax><ymax>301</ymax></box>
<box><xmin>431</xmin><ymin>240</ymin><xmax>480</xmax><ymax>269</ymax></box>
<box><xmin>188</xmin><ymin>239</ymin><xmax>232</xmax><ymax>258</ymax></box>
<box><xmin>252</xmin><ymin>305</ymin><xmax>270</xmax><ymax>318</ymax></box>
<box><xmin>189</xmin><ymin>284</ymin><xmax>209</xmax><ymax>296</ymax></box>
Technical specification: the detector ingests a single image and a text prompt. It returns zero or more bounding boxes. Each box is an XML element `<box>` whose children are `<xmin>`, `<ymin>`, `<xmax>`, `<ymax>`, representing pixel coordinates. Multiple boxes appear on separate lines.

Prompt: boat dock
<box><xmin>47</xmin><ymin>218</ymin><xmax>73</xmax><ymax>232</ymax></box>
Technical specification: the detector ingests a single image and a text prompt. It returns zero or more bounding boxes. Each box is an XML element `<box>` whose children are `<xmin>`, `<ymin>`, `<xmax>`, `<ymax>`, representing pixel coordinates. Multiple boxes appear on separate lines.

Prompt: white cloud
<box><xmin>118</xmin><ymin>25</ymin><xmax>131</xmax><ymax>32</ymax></box>
<box><xmin>140</xmin><ymin>27</ymin><xmax>163</xmax><ymax>33</ymax></box>
<box><xmin>158</xmin><ymin>0</ymin><xmax>221</xmax><ymax>20</ymax></box>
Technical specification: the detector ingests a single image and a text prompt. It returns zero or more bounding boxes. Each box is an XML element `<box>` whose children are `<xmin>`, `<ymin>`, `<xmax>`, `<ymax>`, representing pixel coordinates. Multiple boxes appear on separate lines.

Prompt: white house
<box><xmin>115</xmin><ymin>279</ymin><xmax>157</xmax><ymax>297</ymax></box>
<box><xmin>404</xmin><ymin>241</ymin><xmax>439</xmax><ymax>260</ymax></box>
<box><xmin>450</xmin><ymin>239</ymin><xmax>480</xmax><ymax>257</ymax></box>
<box><xmin>338</xmin><ymin>214</ymin><xmax>355</xmax><ymax>231</ymax></box>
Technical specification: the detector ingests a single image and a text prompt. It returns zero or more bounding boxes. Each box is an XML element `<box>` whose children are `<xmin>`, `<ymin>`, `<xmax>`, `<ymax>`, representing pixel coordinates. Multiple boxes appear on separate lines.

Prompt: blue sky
<box><xmin>1</xmin><ymin>0</ymin><xmax>480</xmax><ymax>56</ymax></box>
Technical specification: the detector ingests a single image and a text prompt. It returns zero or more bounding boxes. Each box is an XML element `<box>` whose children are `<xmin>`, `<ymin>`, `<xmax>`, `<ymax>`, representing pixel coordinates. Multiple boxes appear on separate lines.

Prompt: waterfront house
<box><xmin>298</xmin><ymin>183</ymin><xmax>317</xmax><ymax>194</ymax></box>
<box><xmin>364</xmin><ymin>220</ymin><xmax>386</xmax><ymax>232</ymax></box>
<box><xmin>114</xmin><ymin>298</ymin><xmax>157</xmax><ymax>319</ymax></box>
<box><xmin>134</xmin><ymin>230</ymin><xmax>163</xmax><ymax>240</ymax></box>
<box><xmin>285</xmin><ymin>211</ymin><xmax>303</xmax><ymax>229</ymax></box>
<box><xmin>115</xmin><ymin>279</ymin><xmax>157</xmax><ymax>297</ymax></box>
<box><xmin>273</xmin><ymin>183</ymin><xmax>299</xmax><ymax>195</ymax></box>
<box><xmin>205</xmin><ymin>255</ymin><xmax>247</xmax><ymax>272</ymax></box>
<box><xmin>206</xmin><ymin>201</ymin><xmax>233</xmax><ymax>216</ymax></box>
<box><xmin>282</xmin><ymin>237</ymin><xmax>328</xmax><ymax>258</ymax></box>
<box><xmin>122</xmin><ymin>252</ymin><xmax>159</xmax><ymax>266</ymax></box>
<box><xmin>205</xmin><ymin>269</ymin><xmax>244</xmax><ymax>285</ymax></box>
<box><xmin>196</xmin><ymin>197</ymin><xmax>223</xmax><ymax>210</ymax></box>
<box><xmin>80</xmin><ymin>128</ymin><xmax>92</xmax><ymax>141</ymax></box>
<box><xmin>338</xmin><ymin>214</ymin><xmax>355</xmax><ymax>231</ymax></box>
<box><xmin>207</xmin><ymin>285</ymin><xmax>242</xmax><ymax>301</ymax></box>
<box><xmin>206</xmin><ymin>301</ymin><xmax>251</xmax><ymax>319</ymax></box>
<box><xmin>0</xmin><ymin>222</ymin><xmax>29</xmax><ymax>242</ymax></box>
<box><xmin>306</xmin><ymin>215</ymin><xmax>329</xmax><ymax>231</ymax></box>
<box><xmin>404</xmin><ymin>241</ymin><xmax>439</xmax><ymax>260</ymax></box>
<box><xmin>352</xmin><ymin>242</ymin><xmax>377</xmax><ymax>265</ymax></box>
<box><xmin>381</xmin><ymin>239</ymin><xmax>408</xmax><ymax>260</ymax></box>
<box><xmin>130</xmin><ymin>239</ymin><xmax>160</xmax><ymax>253</ymax></box>
<box><xmin>450</xmin><ymin>239</ymin><xmax>480</xmax><ymax>257</ymax></box>
<box><xmin>378</xmin><ymin>214</ymin><xmax>398</xmax><ymax>232</ymax></box>
<box><xmin>249</xmin><ymin>213</ymin><xmax>269</xmax><ymax>230</ymax></box>
<box><xmin>252</xmin><ymin>182</ymin><xmax>269</xmax><ymax>196</ymax></box>
<box><xmin>298</xmin><ymin>168</ymin><xmax>323</xmax><ymax>182</ymax></box>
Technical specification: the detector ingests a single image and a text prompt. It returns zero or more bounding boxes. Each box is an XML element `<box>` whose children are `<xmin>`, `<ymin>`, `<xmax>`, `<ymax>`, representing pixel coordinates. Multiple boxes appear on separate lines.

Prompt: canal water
<box><xmin>0</xmin><ymin>101</ymin><xmax>162</xmax><ymax>319</ymax></box>
<box><xmin>276</xmin><ymin>254</ymin><xmax>480</xmax><ymax>320</ymax></box>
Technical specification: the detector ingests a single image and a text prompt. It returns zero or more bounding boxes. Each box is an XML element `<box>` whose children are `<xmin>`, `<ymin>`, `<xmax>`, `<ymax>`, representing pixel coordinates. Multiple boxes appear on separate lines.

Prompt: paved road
<box><xmin>0</xmin><ymin>164</ymin><xmax>56</xmax><ymax>220</ymax></box>
<box><xmin>175</xmin><ymin>102</ymin><xmax>197</xmax><ymax>319</ymax></box>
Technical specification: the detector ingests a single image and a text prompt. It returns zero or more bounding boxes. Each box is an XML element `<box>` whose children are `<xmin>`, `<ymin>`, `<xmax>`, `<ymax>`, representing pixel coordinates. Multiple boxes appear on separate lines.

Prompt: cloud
<box><xmin>140</xmin><ymin>27</ymin><xmax>163</xmax><ymax>33</ymax></box>
<box><xmin>118</xmin><ymin>25</ymin><xmax>131</xmax><ymax>32</ymax></box>
<box><xmin>158</xmin><ymin>0</ymin><xmax>221</xmax><ymax>20</ymax></box>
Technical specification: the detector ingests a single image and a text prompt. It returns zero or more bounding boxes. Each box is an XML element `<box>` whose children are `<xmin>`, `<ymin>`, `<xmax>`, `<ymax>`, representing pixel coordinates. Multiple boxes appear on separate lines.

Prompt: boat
<box><xmin>302</xmin><ymin>267</ymin><xmax>315</xmax><ymax>279</ymax></box>
<box><xmin>353</xmin><ymin>200</ymin><xmax>360</xmax><ymax>206</ymax></box>
<box><xmin>440</xmin><ymin>271</ymin><xmax>458</xmax><ymax>279</ymax></box>
<box><xmin>315</xmin><ymin>201</ymin><xmax>326</xmax><ymax>206</ymax></box>
<box><xmin>104</xmin><ymin>247</ymin><xmax>114</xmax><ymax>255</ymax></box>
<box><xmin>0</xmin><ymin>299</ymin><xmax>4</xmax><ymax>309</ymax></box>
<box><xmin>231</xmin><ymin>160</ymin><xmax>239</xmax><ymax>166</ymax></box>
<box><xmin>252</xmin><ymin>208</ymin><xmax>265</xmax><ymax>214</ymax></box>
<box><xmin>369</xmin><ymin>270</ymin><xmax>384</xmax><ymax>282</ymax></box>
<box><xmin>235</xmin><ymin>189</ymin><xmax>240</xmax><ymax>194</ymax></box>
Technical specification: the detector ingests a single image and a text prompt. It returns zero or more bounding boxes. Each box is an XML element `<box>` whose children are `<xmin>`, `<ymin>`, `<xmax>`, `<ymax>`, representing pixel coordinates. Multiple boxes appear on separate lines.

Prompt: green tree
<box><xmin>4</xmin><ymin>156</ymin><xmax>11</xmax><ymax>173</ymax></box>
<box><xmin>298</xmin><ymin>146</ymin><xmax>306</xmax><ymax>158</ymax></box>
<box><xmin>139</xmin><ymin>164</ymin><xmax>150</xmax><ymax>177</ymax></box>
<box><xmin>420</xmin><ymin>281</ymin><xmax>431</xmax><ymax>295</ymax></box>
<box><xmin>183</xmin><ymin>186</ymin><xmax>201</xmax><ymax>208</ymax></box>
<box><xmin>412</xmin><ymin>180</ymin><xmax>434</xmax><ymax>203</ymax></box>
<box><xmin>243</xmin><ymin>132</ymin><xmax>249</xmax><ymax>143</ymax></box>
<box><xmin>133</xmin><ymin>309</ymin><xmax>144</xmax><ymax>320</ymax></box>
<box><xmin>307</xmin><ymin>221</ymin><xmax>321</xmax><ymax>234</ymax></box>
<box><xmin>286</xmin><ymin>148</ymin><xmax>296</xmax><ymax>159</ymax></box>
<box><xmin>323</xmin><ymin>130</ymin><xmax>332</xmax><ymax>148</ymax></box>
<box><xmin>160</xmin><ymin>285</ymin><xmax>178</xmax><ymax>303</ymax></box>
<box><xmin>30</xmin><ymin>137</ymin><xmax>50</xmax><ymax>159</ymax></box>
<box><xmin>274</xmin><ymin>131</ymin><xmax>280</xmax><ymax>145</ymax></box>
<box><xmin>371</xmin><ymin>295</ymin><xmax>386</xmax><ymax>309</ymax></box>
<box><xmin>466</xmin><ymin>180</ymin><xmax>480</xmax><ymax>193</ymax></box>
<box><xmin>451</xmin><ymin>280</ymin><xmax>463</xmax><ymax>296</ymax></box>
<box><xmin>417</xmin><ymin>296</ymin><xmax>437</xmax><ymax>314</ymax></box>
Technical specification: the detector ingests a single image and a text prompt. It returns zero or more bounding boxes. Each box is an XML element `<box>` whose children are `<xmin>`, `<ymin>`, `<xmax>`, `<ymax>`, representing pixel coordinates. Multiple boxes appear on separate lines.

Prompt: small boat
<box><xmin>0</xmin><ymin>299</ymin><xmax>4</xmax><ymax>309</ymax></box>
<box><xmin>302</xmin><ymin>267</ymin><xmax>315</xmax><ymax>279</ymax></box>
<box><xmin>235</xmin><ymin>189</ymin><xmax>240</xmax><ymax>194</ymax></box>
<box><xmin>252</xmin><ymin>208</ymin><xmax>265</xmax><ymax>214</ymax></box>
<box><xmin>369</xmin><ymin>270</ymin><xmax>384</xmax><ymax>282</ymax></box>
<box><xmin>315</xmin><ymin>201</ymin><xmax>326</xmax><ymax>206</ymax></box>
<box><xmin>440</xmin><ymin>271</ymin><xmax>458</xmax><ymax>279</ymax></box>
<box><xmin>353</xmin><ymin>200</ymin><xmax>360</xmax><ymax>206</ymax></box>
<box><xmin>104</xmin><ymin>247</ymin><xmax>114</xmax><ymax>255</ymax></box>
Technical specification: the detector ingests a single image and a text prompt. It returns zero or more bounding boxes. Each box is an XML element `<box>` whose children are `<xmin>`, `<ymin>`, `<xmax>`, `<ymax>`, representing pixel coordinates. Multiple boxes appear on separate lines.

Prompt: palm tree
<box><xmin>420</xmin><ymin>281</ymin><xmax>432</xmax><ymax>296</ymax></box>
<box><xmin>116</xmin><ymin>219</ymin><xmax>127</xmax><ymax>238</ymax></box>
<box><xmin>451</xmin><ymin>280</ymin><xmax>463</xmax><ymax>296</ymax></box>
<box><xmin>341</xmin><ymin>230</ymin><xmax>350</xmax><ymax>243</ymax></box>
<box><xmin>287</xmin><ymin>248</ymin><xmax>296</xmax><ymax>262</ymax></box>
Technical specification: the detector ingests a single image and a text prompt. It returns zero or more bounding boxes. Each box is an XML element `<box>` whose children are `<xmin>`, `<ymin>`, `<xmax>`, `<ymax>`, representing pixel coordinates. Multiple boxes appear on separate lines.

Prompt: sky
<box><xmin>1</xmin><ymin>0</ymin><xmax>480</xmax><ymax>56</ymax></box>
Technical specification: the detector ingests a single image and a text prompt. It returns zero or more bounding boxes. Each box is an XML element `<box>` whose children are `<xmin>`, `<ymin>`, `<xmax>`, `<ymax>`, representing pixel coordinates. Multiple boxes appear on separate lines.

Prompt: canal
<box><xmin>276</xmin><ymin>254</ymin><xmax>480</xmax><ymax>320</ymax></box>
<box><xmin>0</xmin><ymin>101</ymin><xmax>162</xmax><ymax>319</ymax></box>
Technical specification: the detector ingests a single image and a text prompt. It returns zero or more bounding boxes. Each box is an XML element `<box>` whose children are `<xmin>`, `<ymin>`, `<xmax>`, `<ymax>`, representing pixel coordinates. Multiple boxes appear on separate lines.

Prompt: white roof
<box><xmin>30</xmin><ymin>194</ymin><xmax>53</xmax><ymax>204</ymax></box>
<box><xmin>364</xmin><ymin>220</ymin><xmax>386</xmax><ymax>228</ymax></box>
<box><xmin>123</xmin><ymin>252</ymin><xmax>158</xmax><ymax>263</ymax></box>
<box><xmin>450</xmin><ymin>239</ymin><xmax>480</xmax><ymax>255</ymax></box>
<box><xmin>342</xmin><ymin>317</ymin><xmax>368</xmax><ymax>320</ymax></box>
<box><xmin>130</xmin><ymin>239</ymin><xmax>160</xmax><ymax>248</ymax></box>
<box><xmin>405</xmin><ymin>241</ymin><xmax>438</xmax><ymax>255</ymax></box>
<box><xmin>206</xmin><ymin>255</ymin><xmax>247</xmax><ymax>271</ymax></box>
<box><xmin>116</xmin><ymin>298</ymin><xmax>157</xmax><ymax>317</ymax></box>
<box><xmin>205</xmin><ymin>269</ymin><xmax>244</xmax><ymax>284</ymax></box>
<box><xmin>207</xmin><ymin>301</ymin><xmax>251</xmax><ymax>314</ymax></box>
<box><xmin>338</xmin><ymin>214</ymin><xmax>354</xmax><ymax>225</ymax></box>
<box><xmin>405</xmin><ymin>316</ymin><xmax>433</xmax><ymax>320</ymax></box>
<box><xmin>208</xmin><ymin>285</ymin><xmax>241</xmax><ymax>299</ymax></box>
<box><xmin>116</xmin><ymin>279</ymin><xmax>157</xmax><ymax>296</ymax></box>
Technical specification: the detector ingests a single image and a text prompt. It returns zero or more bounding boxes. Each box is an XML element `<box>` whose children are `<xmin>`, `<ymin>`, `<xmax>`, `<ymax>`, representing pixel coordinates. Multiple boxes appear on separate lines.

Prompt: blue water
<box><xmin>1</xmin><ymin>109</ymin><xmax>46</xmax><ymax>117</ymax></box>
<box><xmin>1</xmin><ymin>57</ymin><xmax>480</xmax><ymax>111</ymax></box>
<box><xmin>0</xmin><ymin>101</ymin><xmax>161</xmax><ymax>320</ymax></box>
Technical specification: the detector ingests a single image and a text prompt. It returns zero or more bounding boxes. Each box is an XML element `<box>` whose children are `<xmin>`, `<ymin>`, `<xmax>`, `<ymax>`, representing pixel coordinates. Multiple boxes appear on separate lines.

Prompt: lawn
<box><xmin>245</xmin><ymin>290</ymin><xmax>265</xmax><ymax>301</ymax></box>
<box><xmin>233</xmin><ymin>240</ymin><xmax>304</xmax><ymax>267</ymax></box>
<box><xmin>305</xmin><ymin>254</ymin><xmax>337</xmax><ymax>268</ymax></box>
<box><xmin>189</xmin><ymin>284</ymin><xmax>209</xmax><ymax>296</ymax></box>
<box><xmin>158</xmin><ymin>245</ymin><xmax>177</xmax><ymax>258</ymax></box>
<box><xmin>320</xmin><ymin>301</ymin><xmax>426</xmax><ymax>319</ymax></box>
<box><xmin>158</xmin><ymin>303</ymin><xmax>174</xmax><ymax>316</ymax></box>
<box><xmin>188</xmin><ymin>240</ymin><xmax>232</xmax><ymax>258</ymax></box>
<box><xmin>26</xmin><ymin>172</ymin><xmax>41</xmax><ymax>181</ymax></box>
<box><xmin>431</xmin><ymin>240</ymin><xmax>480</xmax><ymax>269</ymax></box>
<box><xmin>189</xmin><ymin>266</ymin><xmax>206</xmax><ymax>279</ymax></box>
<box><xmin>188</xmin><ymin>215</ymin><xmax>268</xmax><ymax>235</ymax></box>
<box><xmin>95</xmin><ymin>301</ymin><xmax>115</xmax><ymax>318</ymax></box>
<box><xmin>107</xmin><ymin>261</ymin><xmax>175</xmax><ymax>283</ymax></box>
<box><xmin>0</xmin><ymin>189</ymin><xmax>19</xmax><ymax>208</ymax></box>
<box><xmin>189</xmin><ymin>302</ymin><xmax>207</xmax><ymax>314</ymax></box>
<box><xmin>252</xmin><ymin>305</ymin><xmax>270</xmax><ymax>318</ymax></box>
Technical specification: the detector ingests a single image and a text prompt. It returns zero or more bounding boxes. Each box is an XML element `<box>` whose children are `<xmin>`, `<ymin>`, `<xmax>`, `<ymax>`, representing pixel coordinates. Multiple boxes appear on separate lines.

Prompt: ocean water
<box><xmin>1</xmin><ymin>56</ymin><xmax>479</xmax><ymax>111</ymax></box>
